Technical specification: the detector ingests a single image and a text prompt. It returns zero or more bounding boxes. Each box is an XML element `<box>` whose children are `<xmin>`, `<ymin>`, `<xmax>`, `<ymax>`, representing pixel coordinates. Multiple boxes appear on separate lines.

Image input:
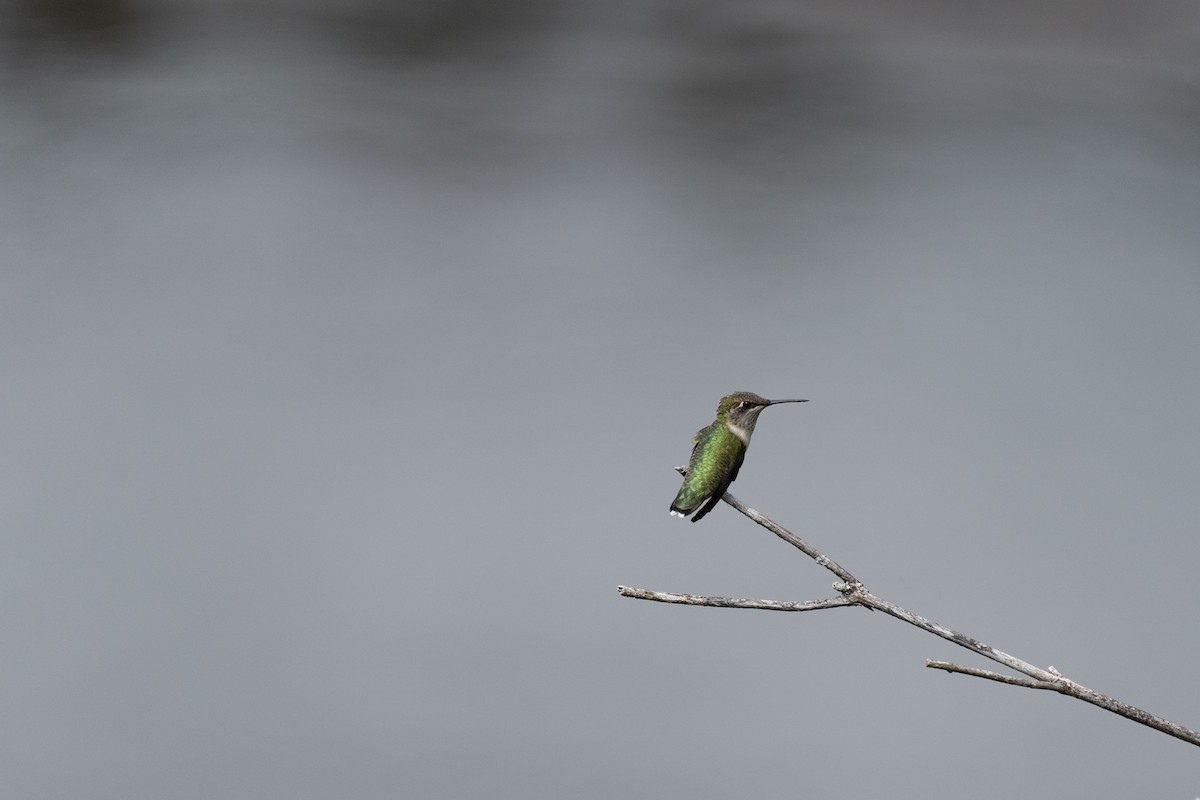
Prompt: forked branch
<box><xmin>619</xmin><ymin>480</ymin><xmax>1200</xmax><ymax>748</ymax></box>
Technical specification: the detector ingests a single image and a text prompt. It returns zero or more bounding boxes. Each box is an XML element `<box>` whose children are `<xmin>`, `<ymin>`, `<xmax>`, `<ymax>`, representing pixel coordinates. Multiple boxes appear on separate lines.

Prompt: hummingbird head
<box><xmin>718</xmin><ymin>391</ymin><xmax>807</xmax><ymax>444</ymax></box>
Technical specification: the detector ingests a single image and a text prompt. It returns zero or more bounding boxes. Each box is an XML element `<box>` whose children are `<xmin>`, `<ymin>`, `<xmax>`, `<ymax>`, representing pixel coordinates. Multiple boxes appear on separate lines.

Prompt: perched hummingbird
<box><xmin>669</xmin><ymin>391</ymin><xmax>807</xmax><ymax>522</ymax></box>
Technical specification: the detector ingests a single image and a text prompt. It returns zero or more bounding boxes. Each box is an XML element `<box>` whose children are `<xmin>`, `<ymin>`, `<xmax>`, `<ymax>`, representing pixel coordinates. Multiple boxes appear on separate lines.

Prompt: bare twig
<box><xmin>926</xmin><ymin>660</ymin><xmax>1062</xmax><ymax>690</ymax></box>
<box><xmin>617</xmin><ymin>586</ymin><xmax>854</xmax><ymax>612</ymax></box>
<box><xmin>621</xmin><ymin>485</ymin><xmax>1200</xmax><ymax>748</ymax></box>
<box><xmin>673</xmin><ymin>466</ymin><xmax>859</xmax><ymax>585</ymax></box>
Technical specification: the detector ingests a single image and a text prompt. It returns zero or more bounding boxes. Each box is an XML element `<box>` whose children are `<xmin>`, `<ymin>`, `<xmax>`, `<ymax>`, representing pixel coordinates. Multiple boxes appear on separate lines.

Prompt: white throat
<box><xmin>725</xmin><ymin>419</ymin><xmax>751</xmax><ymax>445</ymax></box>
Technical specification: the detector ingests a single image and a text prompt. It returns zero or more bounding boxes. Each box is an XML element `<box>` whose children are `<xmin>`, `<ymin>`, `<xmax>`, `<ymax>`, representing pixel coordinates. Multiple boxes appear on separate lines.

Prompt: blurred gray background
<box><xmin>4</xmin><ymin>1</ymin><xmax>1200</xmax><ymax>797</ymax></box>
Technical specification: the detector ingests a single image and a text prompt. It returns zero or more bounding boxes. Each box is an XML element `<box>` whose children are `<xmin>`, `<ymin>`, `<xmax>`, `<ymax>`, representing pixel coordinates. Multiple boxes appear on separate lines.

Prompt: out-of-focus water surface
<box><xmin>4</xmin><ymin>2</ymin><xmax>1200</xmax><ymax>798</ymax></box>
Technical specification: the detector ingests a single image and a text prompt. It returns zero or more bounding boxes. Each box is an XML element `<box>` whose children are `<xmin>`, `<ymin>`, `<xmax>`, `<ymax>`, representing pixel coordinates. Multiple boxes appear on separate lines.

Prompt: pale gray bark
<box><xmin>619</xmin><ymin>482</ymin><xmax>1200</xmax><ymax>748</ymax></box>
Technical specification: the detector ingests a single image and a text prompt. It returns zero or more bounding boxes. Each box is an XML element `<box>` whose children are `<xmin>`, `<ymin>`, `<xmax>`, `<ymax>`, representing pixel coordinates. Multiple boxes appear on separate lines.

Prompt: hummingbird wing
<box><xmin>728</xmin><ymin>455</ymin><xmax>744</xmax><ymax>483</ymax></box>
<box><xmin>689</xmin><ymin>445</ymin><xmax>746</xmax><ymax>523</ymax></box>
<box><xmin>670</xmin><ymin>424</ymin><xmax>717</xmax><ymax>517</ymax></box>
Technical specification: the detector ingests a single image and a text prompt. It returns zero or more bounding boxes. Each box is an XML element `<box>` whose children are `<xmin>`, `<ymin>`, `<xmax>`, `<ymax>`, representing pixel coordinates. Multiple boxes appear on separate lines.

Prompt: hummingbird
<box><xmin>669</xmin><ymin>391</ymin><xmax>807</xmax><ymax>522</ymax></box>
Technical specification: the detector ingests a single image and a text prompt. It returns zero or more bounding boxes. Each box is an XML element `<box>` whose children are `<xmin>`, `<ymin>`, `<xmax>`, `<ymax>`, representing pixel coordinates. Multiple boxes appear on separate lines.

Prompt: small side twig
<box><xmin>926</xmin><ymin>660</ymin><xmax>1063</xmax><ymax>690</ymax></box>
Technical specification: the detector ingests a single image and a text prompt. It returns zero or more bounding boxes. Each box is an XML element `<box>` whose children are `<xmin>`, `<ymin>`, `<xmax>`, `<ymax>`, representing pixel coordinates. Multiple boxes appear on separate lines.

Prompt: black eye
<box><xmin>739</xmin><ymin>400</ymin><xmax>751</xmax><ymax>408</ymax></box>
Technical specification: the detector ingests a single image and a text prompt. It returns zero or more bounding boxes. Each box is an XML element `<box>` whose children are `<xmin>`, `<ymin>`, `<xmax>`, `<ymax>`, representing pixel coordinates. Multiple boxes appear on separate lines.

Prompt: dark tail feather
<box><xmin>689</xmin><ymin>493</ymin><xmax>722</xmax><ymax>523</ymax></box>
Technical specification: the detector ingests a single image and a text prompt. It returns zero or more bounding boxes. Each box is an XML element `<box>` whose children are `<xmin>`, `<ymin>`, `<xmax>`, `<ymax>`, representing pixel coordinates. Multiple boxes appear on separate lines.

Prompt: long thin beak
<box><xmin>767</xmin><ymin>398</ymin><xmax>808</xmax><ymax>405</ymax></box>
